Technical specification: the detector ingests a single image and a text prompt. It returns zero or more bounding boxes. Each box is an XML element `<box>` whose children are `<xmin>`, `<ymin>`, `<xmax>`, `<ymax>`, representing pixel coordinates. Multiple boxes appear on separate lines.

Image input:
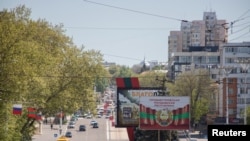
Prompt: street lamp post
<box><xmin>59</xmin><ymin>109</ymin><xmax>62</xmax><ymax>135</ymax></box>
<box><xmin>235</xmin><ymin>58</ymin><xmax>250</xmax><ymax>125</ymax></box>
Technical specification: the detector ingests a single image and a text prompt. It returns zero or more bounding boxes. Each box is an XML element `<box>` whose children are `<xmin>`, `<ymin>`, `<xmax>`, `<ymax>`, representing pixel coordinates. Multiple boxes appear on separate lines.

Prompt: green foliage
<box><xmin>0</xmin><ymin>5</ymin><xmax>108</xmax><ymax>140</ymax></box>
<box><xmin>108</xmin><ymin>64</ymin><xmax>134</xmax><ymax>86</ymax></box>
<box><xmin>168</xmin><ymin>69</ymin><xmax>215</xmax><ymax>124</ymax></box>
<box><xmin>137</xmin><ymin>71</ymin><xmax>166</xmax><ymax>87</ymax></box>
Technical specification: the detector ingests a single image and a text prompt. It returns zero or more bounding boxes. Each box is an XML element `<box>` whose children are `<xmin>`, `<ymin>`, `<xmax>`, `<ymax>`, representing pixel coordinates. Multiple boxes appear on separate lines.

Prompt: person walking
<box><xmin>51</xmin><ymin>124</ymin><xmax>53</xmax><ymax>130</ymax></box>
<box><xmin>45</xmin><ymin>118</ymin><xmax>47</xmax><ymax>124</ymax></box>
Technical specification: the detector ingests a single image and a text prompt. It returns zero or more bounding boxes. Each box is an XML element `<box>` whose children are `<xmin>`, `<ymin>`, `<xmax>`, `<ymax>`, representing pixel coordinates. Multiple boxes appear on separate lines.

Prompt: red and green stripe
<box><xmin>116</xmin><ymin>77</ymin><xmax>140</xmax><ymax>88</ymax></box>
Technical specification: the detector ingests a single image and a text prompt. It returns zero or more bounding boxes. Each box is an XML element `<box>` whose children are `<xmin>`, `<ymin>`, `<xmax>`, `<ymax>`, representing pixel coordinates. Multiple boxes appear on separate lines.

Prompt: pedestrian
<box><xmin>51</xmin><ymin>124</ymin><xmax>53</xmax><ymax>130</ymax></box>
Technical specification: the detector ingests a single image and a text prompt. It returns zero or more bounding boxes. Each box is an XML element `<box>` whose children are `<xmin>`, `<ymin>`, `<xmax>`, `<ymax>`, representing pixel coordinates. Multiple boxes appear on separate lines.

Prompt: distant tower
<box><xmin>140</xmin><ymin>57</ymin><xmax>150</xmax><ymax>73</ymax></box>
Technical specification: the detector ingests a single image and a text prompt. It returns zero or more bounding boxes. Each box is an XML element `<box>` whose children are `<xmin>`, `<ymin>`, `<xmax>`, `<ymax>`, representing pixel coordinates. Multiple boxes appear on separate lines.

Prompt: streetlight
<box><xmin>235</xmin><ymin>58</ymin><xmax>250</xmax><ymax>125</ymax></box>
<box><xmin>59</xmin><ymin>108</ymin><xmax>63</xmax><ymax>135</ymax></box>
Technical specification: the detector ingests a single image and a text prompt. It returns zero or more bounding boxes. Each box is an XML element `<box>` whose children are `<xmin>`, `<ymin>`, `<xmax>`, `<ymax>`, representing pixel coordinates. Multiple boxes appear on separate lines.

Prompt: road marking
<box><xmin>106</xmin><ymin>120</ymin><xmax>110</xmax><ymax>141</ymax></box>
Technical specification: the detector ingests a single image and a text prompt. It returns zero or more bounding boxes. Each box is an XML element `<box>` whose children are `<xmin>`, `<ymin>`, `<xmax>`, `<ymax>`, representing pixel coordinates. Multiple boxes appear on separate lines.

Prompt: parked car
<box><xmin>83</xmin><ymin>113</ymin><xmax>88</xmax><ymax>118</ymax></box>
<box><xmin>96</xmin><ymin>114</ymin><xmax>102</xmax><ymax>118</ymax></box>
<box><xmin>65</xmin><ymin>131</ymin><xmax>72</xmax><ymax>138</ymax></box>
<box><xmin>86</xmin><ymin>114</ymin><xmax>92</xmax><ymax>119</ymax></box>
<box><xmin>79</xmin><ymin>125</ymin><xmax>86</xmax><ymax>131</ymax></box>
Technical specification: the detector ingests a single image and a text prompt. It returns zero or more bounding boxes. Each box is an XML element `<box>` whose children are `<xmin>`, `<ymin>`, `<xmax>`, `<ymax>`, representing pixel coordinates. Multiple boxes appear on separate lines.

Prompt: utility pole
<box><xmin>155</xmin><ymin>75</ymin><xmax>173</xmax><ymax>141</ymax></box>
<box><xmin>155</xmin><ymin>76</ymin><xmax>169</xmax><ymax>96</ymax></box>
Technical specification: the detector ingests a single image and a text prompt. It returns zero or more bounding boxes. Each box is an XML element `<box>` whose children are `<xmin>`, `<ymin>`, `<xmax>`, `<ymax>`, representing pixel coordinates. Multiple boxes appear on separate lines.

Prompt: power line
<box><xmin>230</xmin><ymin>9</ymin><xmax>250</xmax><ymax>33</ymax></box>
<box><xmin>103</xmin><ymin>53</ymin><xmax>142</xmax><ymax>61</ymax></box>
<box><xmin>82</xmin><ymin>0</ymin><xmax>188</xmax><ymax>22</ymax></box>
<box><xmin>229</xmin><ymin>24</ymin><xmax>250</xmax><ymax>35</ymax></box>
<box><xmin>64</xmin><ymin>26</ymin><xmax>177</xmax><ymax>30</ymax></box>
<box><xmin>235</xmin><ymin>9</ymin><xmax>250</xmax><ymax>21</ymax></box>
<box><xmin>230</xmin><ymin>31</ymin><xmax>250</xmax><ymax>41</ymax></box>
<box><xmin>231</xmin><ymin>21</ymin><xmax>250</xmax><ymax>28</ymax></box>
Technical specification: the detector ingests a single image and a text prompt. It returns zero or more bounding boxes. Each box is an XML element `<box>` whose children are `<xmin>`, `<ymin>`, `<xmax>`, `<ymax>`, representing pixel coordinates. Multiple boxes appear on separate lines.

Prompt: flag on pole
<box><xmin>36</xmin><ymin>112</ymin><xmax>42</xmax><ymax>120</ymax></box>
<box><xmin>27</xmin><ymin>107</ymin><xmax>36</xmax><ymax>119</ymax></box>
<box><xmin>13</xmin><ymin>104</ymin><xmax>22</xmax><ymax>115</ymax></box>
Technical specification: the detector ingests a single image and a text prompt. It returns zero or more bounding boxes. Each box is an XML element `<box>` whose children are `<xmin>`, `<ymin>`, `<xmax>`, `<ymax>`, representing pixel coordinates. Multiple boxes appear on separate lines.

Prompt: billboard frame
<box><xmin>116</xmin><ymin>87</ymin><xmax>164</xmax><ymax>127</ymax></box>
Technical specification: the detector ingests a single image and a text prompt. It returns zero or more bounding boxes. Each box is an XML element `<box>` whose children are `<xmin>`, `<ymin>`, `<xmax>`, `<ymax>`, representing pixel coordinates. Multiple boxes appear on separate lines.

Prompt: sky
<box><xmin>1</xmin><ymin>0</ymin><xmax>250</xmax><ymax>67</ymax></box>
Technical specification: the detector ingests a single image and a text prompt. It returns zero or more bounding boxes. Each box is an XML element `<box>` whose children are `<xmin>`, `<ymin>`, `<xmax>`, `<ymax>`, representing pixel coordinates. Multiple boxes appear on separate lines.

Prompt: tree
<box><xmin>108</xmin><ymin>64</ymin><xmax>134</xmax><ymax>86</ymax></box>
<box><xmin>0</xmin><ymin>6</ymin><xmax>108</xmax><ymax>140</ymax></box>
<box><xmin>137</xmin><ymin>71</ymin><xmax>167</xmax><ymax>88</ymax></box>
<box><xmin>168</xmin><ymin>69</ymin><xmax>215</xmax><ymax>125</ymax></box>
<box><xmin>133</xmin><ymin>70</ymin><xmax>175</xmax><ymax>141</ymax></box>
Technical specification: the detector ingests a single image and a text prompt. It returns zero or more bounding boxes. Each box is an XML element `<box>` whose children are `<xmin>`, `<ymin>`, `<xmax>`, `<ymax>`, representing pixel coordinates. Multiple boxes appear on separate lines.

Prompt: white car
<box><xmin>90</xmin><ymin>120</ymin><xmax>97</xmax><ymax>126</ymax></box>
<box><xmin>67</xmin><ymin>122</ymin><xmax>75</xmax><ymax>128</ymax></box>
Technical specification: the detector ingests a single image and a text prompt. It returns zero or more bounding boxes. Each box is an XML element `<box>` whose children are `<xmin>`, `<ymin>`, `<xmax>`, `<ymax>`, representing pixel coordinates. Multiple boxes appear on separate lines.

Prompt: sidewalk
<box><xmin>178</xmin><ymin>130</ymin><xmax>208</xmax><ymax>141</ymax></box>
<box><xmin>32</xmin><ymin>116</ymin><xmax>69</xmax><ymax>141</ymax></box>
<box><xmin>108</xmin><ymin>120</ymin><xmax>129</xmax><ymax>141</ymax></box>
<box><xmin>32</xmin><ymin>124</ymin><xmax>68</xmax><ymax>141</ymax></box>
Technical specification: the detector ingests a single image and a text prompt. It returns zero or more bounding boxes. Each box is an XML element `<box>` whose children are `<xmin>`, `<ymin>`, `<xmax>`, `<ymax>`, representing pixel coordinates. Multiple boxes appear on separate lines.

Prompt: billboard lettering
<box><xmin>116</xmin><ymin>87</ymin><xmax>162</xmax><ymax>127</ymax></box>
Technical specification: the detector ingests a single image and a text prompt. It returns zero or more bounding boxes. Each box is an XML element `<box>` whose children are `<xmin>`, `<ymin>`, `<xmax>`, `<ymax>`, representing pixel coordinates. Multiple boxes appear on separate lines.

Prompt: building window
<box><xmin>240</xmin><ymin>88</ymin><xmax>246</xmax><ymax>94</ymax></box>
<box><xmin>228</xmin><ymin>88</ymin><xmax>234</xmax><ymax>95</ymax></box>
<box><xmin>228</xmin><ymin>78</ymin><xmax>233</xmax><ymax>83</ymax></box>
<box><xmin>208</xmin><ymin>56</ymin><xmax>219</xmax><ymax>63</ymax></box>
<box><xmin>211</xmin><ymin>74</ymin><xmax>216</xmax><ymax>79</ymax></box>
<box><xmin>225</xmin><ymin>57</ymin><xmax>234</xmax><ymax>63</ymax></box>
<box><xmin>237</xmin><ymin>98</ymin><xmax>244</xmax><ymax>105</ymax></box>
<box><xmin>228</xmin><ymin>108</ymin><xmax>234</xmax><ymax>115</ymax></box>
<box><xmin>247</xmin><ymin>98</ymin><xmax>250</xmax><ymax>104</ymax></box>
<box><xmin>228</xmin><ymin>99</ymin><xmax>234</xmax><ymax>104</ymax></box>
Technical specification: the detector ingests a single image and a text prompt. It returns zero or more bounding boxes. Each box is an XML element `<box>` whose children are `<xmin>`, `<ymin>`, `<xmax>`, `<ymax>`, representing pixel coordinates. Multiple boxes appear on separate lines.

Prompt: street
<box><xmin>32</xmin><ymin>116</ymin><xmax>129</xmax><ymax>141</ymax></box>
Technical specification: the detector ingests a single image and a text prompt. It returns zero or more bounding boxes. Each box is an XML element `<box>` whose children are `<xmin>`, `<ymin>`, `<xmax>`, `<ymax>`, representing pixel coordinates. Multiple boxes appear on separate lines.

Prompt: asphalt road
<box><xmin>32</xmin><ymin>116</ymin><xmax>129</xmax><ymax>141</ymax></box>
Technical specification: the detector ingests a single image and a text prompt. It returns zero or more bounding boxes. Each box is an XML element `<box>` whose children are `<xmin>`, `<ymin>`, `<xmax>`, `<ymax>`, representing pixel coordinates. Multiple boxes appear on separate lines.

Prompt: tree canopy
<box><xmin>168</xmin><ymin>69</ymin><xmax>216</xmax><ymax>124</ymax></box>
<box><xmin>0</xmin><ymin>6</ymin><xmax>108</xmax><ymax>140</ymax></box>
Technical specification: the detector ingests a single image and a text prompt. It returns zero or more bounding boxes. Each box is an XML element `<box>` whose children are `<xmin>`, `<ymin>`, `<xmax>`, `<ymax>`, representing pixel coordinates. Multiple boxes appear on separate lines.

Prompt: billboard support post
<box><xmin>158</xmin><ymin>130</ymin><xmax>160</xmax><ymax>141</ymax></box>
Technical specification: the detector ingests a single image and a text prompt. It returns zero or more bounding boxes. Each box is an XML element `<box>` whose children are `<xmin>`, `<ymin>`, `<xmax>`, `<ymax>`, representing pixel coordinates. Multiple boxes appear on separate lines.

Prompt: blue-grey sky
<box><xmin>1</xmin><ymin>0</ymin><xmax>250</xmax><ymax>67</ymax></box>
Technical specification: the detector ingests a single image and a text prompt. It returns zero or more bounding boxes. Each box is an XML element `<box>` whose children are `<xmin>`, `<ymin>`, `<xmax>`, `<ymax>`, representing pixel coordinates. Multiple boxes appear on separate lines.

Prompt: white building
<box><xmin>220</xmin><ymin>42</ymin><xmax>250</xmax><ymax>121</ymax></box>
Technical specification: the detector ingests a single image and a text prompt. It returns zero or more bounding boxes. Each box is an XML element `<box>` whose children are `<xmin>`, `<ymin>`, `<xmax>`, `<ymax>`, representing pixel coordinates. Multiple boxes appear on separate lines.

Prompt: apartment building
<box><xmin>168</xmin><ymin>12</ymin><xmax>228</xmax><ymax>79</ymax></box>
<box><xmin>167</xmin><ymin>11</ymin><xmax>250</xmax><ymax>123</ymax></box>
<box><xmin>220</xmin><ymin>42</ymin><xmax>250</xmax><ymax>122</ymax></box>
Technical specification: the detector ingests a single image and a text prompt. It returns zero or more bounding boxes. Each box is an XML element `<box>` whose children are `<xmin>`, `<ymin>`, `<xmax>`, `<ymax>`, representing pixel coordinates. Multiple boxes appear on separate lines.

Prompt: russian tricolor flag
<box><xmin>13</xmin><ymin>104</ymin><xmax>22</xmax><ymax>115</ymax></box>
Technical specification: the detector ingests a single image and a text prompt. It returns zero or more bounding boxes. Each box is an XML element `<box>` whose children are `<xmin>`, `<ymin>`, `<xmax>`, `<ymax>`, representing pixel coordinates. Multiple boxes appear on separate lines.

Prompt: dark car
<box><xmin>93</xmin><ymin>122</ymin><xmax>98</xmax><ymax>128</ymax></box>
<box><xmin>79</xmin><ymin>125</ymin><xmax>86</xmax><ymax>131</ymax></box>
<box><xmin>65</xmin><ymin>131</ymin><xmax>72</xmax><ymax>138</ymax></box>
